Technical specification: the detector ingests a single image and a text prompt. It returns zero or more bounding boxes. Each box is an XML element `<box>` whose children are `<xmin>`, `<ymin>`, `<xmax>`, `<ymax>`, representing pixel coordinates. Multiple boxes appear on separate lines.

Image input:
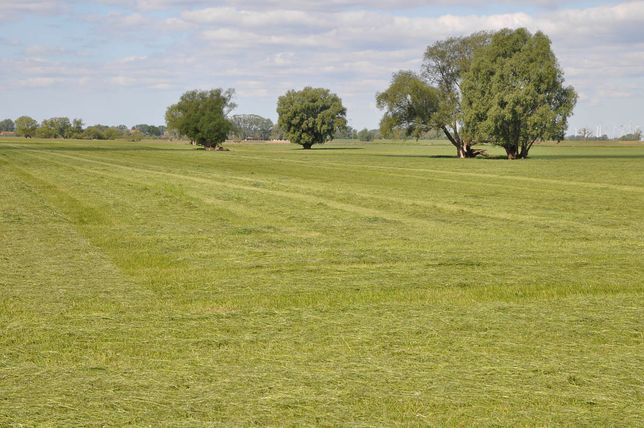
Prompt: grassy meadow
<box><xmin>0</xmin><ymin>138</ymin><xmax>642</xmax><ymax>425</ymax></box>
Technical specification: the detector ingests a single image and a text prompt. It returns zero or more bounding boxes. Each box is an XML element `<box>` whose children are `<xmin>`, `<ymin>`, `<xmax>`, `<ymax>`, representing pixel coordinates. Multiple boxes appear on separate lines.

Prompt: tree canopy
<box><xmin>421</xmin><ymin>32</ymin><xmax>491</xmax><ymax>157</ymax></box>
<box><xmin>462</xmin><ymin>28</ymin><xmax>577</xmax><ymax>159</ymax></box>
<box><xmin>166</xmin><ymin>89</ymin><xmax>236</xmax><ymax>149</ymax></box>
<box><xmin>231</xmin><ymin>114</ymin><xmax>273</xmax><ymax>140</ymax></box>
<box><xmin>36</xmin><ymin>117</ymin><xmax>73</xmax><ymax>139</ymax></box>
<box><xmin>277</xmin><ymin>87</ymin><xmax>347</xmax><ymax>149</ymax></box>
<box><xmin>15</xmin><ymin>116</ymin><xmax>38</xmax><ymax>138</ymax></box>
<box><xmin>133</xmin><ymin>124</ymin><xmax>165</xmax><ymax>137</ymax></box>
<box><xmin>376</xmin><ymin>71</ymin><xmax>440</xmax><ymax>141</ymax></box>
<box><xmin>0</xmin><ymin>119</ymin><xmax>15</xmax><ymax>132</ymax></box>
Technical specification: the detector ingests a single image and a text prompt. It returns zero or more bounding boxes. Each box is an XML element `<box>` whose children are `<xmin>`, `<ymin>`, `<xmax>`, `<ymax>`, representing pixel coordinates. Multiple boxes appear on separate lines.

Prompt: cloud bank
<box><xmin>1</xmin><ymin>0</ymin><xmax>642</xmax><ymax>134</ymax></box>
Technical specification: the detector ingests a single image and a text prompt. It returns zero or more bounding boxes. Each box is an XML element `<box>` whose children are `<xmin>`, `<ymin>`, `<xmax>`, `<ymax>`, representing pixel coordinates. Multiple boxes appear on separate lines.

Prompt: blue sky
<box><xmin>1</xmin><ymin>0</ymin><xmax>643</xmax><ymax>137</ymax></box>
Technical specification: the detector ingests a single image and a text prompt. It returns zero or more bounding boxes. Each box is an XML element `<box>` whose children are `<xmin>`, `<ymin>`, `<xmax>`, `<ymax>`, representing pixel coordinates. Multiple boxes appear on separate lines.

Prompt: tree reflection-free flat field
<box><xmin>1</xmin><ymin>138</ymin><xmax>642</xmax><ymax>425</ymax></box>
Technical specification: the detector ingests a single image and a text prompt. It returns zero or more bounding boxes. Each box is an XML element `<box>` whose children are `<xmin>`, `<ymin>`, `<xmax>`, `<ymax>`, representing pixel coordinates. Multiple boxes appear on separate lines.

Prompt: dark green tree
<box><xmin>376</xmin><ymin>71</ymin><xmax>440</xmax><ymax>141</ymax></box>
<box><xmin>422</xmin><ymin>32</ymin><xmax>491</xmax><ymax>157</ymax></box>
<box><xmin>462</xmin><ymin>28</ymin><xmax>577</xmax><ymax>159</ymax></box>
<box><xmin>277</xmin><ymin>87</ymin><xmax>347</xmax><ymax>149</ymax></box>
<box><xmin>166</xmin><ymin>89</ymin><xmax>236</xmax><ymax>149</ymax></box>
<box><xmin>15</xmin><ymin>116</ymin><xmax>38</xmax><ymax>138</ymax></box>
<box><xmin>357</xmin><ymin>128</ymin><xmax>373</xmax><ymax>141</ymax></box>
<box><xmin>0</xmin><ymin>119</ymin><xmax>15</xmax><ymax>132</ymax></box>
<box><xmin>133</xmin><ymin>124</ymin><xmax>163</xmax><ymax>137</ymax></box>
<box><xmin>619</xmin><ymin>129</ymin><xmax>642</xmax><ymax>141</ymax></box>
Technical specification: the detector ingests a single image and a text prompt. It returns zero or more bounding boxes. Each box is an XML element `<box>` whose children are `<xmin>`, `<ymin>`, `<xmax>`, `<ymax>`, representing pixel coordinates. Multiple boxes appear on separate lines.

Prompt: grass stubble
<box><xmin>0</xmin><ymin>138</ymin><xmax>642</xmax><ymax>425</ymax></box>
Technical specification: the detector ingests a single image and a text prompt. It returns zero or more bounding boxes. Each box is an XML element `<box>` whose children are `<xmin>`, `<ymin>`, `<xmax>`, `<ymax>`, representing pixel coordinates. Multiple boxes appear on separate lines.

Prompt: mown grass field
<box><xmin>1</xmin><ymin>138</ymin><xmax>642</xmax><ymax>425</ymax></box>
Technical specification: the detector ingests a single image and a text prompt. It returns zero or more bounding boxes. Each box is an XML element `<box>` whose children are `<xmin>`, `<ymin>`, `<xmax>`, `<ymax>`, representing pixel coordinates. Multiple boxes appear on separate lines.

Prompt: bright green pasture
<box><xmin>1</xmin><ymin>138</ymin><xmax>642</xmax><ymax>425</ymax></box>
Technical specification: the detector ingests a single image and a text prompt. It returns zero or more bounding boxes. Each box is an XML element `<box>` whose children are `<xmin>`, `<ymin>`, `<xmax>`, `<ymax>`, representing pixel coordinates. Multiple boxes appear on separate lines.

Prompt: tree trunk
<box><xmin>442</xmin><ymin>126</ymin><xmax>466</xmax><ymax>159</ymax></box>
<box><xmin>456</xmin><ymin>145</ymin><xmax>466</xmax><ymax>158</ymax></box>
<box><xmin>302</xmin><ymin>144</ymin><xmax>312</xmax><ymax>150</ymax></box>
<box><xmin>505</xmin><ymin>146</ymin><xmax>517</xmax><ymax>159</ymax></box>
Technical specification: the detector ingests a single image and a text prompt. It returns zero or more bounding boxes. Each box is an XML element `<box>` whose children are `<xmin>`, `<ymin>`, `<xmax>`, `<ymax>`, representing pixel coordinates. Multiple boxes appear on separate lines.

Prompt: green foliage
<box><xmin>14</xmin><ymin>116</ymin><xmax>38</xmax><ymax>138</ymax></box>
<box><xmin>422</xmin><ymin>32</ymin><xmax>491</xmax><ymax>156</ymax></box>
<box><xmin>133</xmin><ymin>124</ymin><xmax>164</xmax><ymax>137</ymax></box>
<box><xmin>619</xmin><ymin>129</ymin><xmax>642</xmax><ymax>141</ymax></box>
<box><xmin>376</xmin><ymin>71</ymin><xmax>440</xmax><ymax>141</ymax></box>
<box><xmin>0</xmin><ymin>118</ymin><xmax>15</xmax><ymax>132</ymax></box>
<box><xmin>567</xmin><ymin>133</ymin><xmax>609</xmax><ymax>141</ymax></box>
<box><xmin>81</xmin><ymin>124</ymin><xmax>127</xmax><ymax>140</ymax></box>
<box><xmin>277</xmin><ymin>87</ymin><xmax>347</xmax><ymax>149</ymax></box>
<box><xmin>462</xmin><ymin>28</ymin><xmax>577</xmax><ymax>159</ymax></box>
<box><xmin>71</xmin><ymin>118</ymin><xmax>84</xmax><ymax>138</ymax></box>
<box><xmin>129</xmin><ymin>129</ymin><xmax>144</xmax><ymax>142</ymax></box>
<box><xmin>357</xmin><ymin>128</ymin><xmax>379</xmax><ymax>141</ymax></box>
<box><xmin>357</xmin><ymin>128</ymin><xmax>372</xmax><ymax>141</ymax></box>
<box><xmin>230</xmin><ymin>114</ymin><xmax>274</xmax><ymax>140</ymax></box>
<box><xmin>269</xmin><ymin>123</ymin><xmax>285</xmax><ymax>140</ymax></box>
<box><xmin>36</xmin><ymin>117</ymin><xmax>72</xmax><ymax>139</ymax></box>
<box><xmin>334</xmin><ymin>125</ymin><xmax>358</xmax><ymax>140</ymax></box>
<box><xmin>165</xmin><ymin>89</ymin><xmax>236</xmax><ymax>148</ymax></box>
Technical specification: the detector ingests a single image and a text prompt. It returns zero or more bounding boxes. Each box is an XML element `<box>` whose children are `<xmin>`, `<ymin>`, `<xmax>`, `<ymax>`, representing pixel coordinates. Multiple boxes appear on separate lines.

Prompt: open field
<box><xmin>1</xmin><ymin>138</ymin><xmax>642</xmax><ymax>425</ymax></box>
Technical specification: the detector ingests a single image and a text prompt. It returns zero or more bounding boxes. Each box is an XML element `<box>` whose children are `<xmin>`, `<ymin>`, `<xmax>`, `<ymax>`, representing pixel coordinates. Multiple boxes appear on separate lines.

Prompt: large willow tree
<box><xmin>462</xmin><ymin>28</ymin><xmax>577</xmax><ymax>159</ymax></box>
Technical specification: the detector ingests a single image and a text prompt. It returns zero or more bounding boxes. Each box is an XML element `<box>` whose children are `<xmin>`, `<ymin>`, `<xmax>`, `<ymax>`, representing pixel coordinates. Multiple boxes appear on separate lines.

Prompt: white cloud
<box><xmin>1</xmin><ymin>0</ymin><xmax>643</xmax><ymax>131</ymax></box>
<box><xmin>0</xmin><ymin>1</ymin><xmax>63</xmax><ymax>15</ymax></box>
<box><xmin>16</xmin><ymin>77</ymin><xmax>61</xmax><ymax>88</ymax></box>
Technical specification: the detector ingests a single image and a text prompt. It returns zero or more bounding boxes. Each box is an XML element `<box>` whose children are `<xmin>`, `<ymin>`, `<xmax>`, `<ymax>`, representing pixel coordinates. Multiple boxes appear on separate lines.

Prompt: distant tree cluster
<box><xmin>133</xmin><ymin>124</ymin><xmax>166</xmax><ymax>137</ymax></box>
<box><xmin>566</xmin><ymin>129</ymin><xmax>609</xmax><ymax>141</ymax></box>
<box><xmin>2</xmin><ymin>115</ymin><xmax>165</xmax><ymax>141</ymax></box>
<box><xmin>377</xmin><ymin>28</ymin><xmax>578</xmax><ymax>159</ymax></box>
<box><xmin>618</xmin><ymin>129</ymin><xmax>642</xmax><ymax>141</ymax></box>
<box><xmin>565</xmin><ymin>128</ymin><xmax>642</xmax><ymax>141</ymax></box>
<box><xmin>334</xmin><ymin>126</ymin><xmax>358</xmax><ymax>140</ymax></box>
<box><xmin>230</xmin><ymin>114</ymin><xmax>273</xmax><ymax>140</ymax></box>
<box><xmin>357</xmin><ymin>128</ymin><xmax>379</xmax><ymax>141</ymax></box>
<box><xmin>0</xmin><ymin>119</ymin><xmax>16</xmax><ymax>132</ymax></box>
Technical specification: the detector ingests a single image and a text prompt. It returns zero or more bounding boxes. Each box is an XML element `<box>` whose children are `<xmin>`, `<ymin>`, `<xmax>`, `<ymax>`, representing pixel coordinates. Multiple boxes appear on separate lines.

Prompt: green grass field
<box><xmin>1</xmin><ymin>138</ymin><xmax>642</xmax><ymax>425</ymax></box>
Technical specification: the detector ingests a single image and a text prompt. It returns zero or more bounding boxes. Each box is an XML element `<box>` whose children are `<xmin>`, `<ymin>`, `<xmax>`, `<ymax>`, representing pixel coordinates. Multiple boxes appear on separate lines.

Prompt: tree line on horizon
<box><xmin>0</xmin><ymin>116</ymin><xmax>166</xmax><ymax>141</ymax></box>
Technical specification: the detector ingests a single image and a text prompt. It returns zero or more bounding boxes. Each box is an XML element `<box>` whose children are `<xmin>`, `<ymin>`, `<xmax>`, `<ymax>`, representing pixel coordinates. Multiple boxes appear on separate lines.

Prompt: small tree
<box><xmin>577</xmin><ymin>128</ymin><xmax>593</xmax><ymax>140</ymax></box>
<box><xmin>129</xmin><ymin>129</ymin><xmax>144</xmax><ymax>142</ymax></box>
<box><xmin>277</xmin><ymin>87</ymin><xmax>346</xmax><ymax>149</ymax></box>
<box><xmin>462</xmin><ymin>28</ymin><xmax>577</xmax><ymax>159</ymax></box>
<box><xmin>15</xmin><ymin>116</ymin><xmax>38</xmax><ymax>138</ymax></box>
<box><xmin>166</xmin><ymin>88</ymin><xmax>236</xmax><ymax>149</ymax></box>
